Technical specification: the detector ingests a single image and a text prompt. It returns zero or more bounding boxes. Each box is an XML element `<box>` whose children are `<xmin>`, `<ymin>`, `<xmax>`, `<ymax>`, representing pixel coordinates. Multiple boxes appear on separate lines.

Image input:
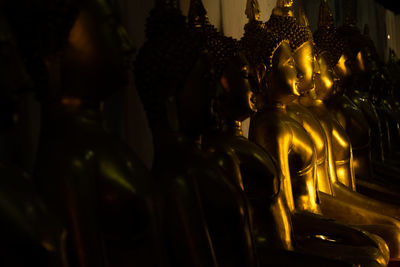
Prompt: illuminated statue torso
<box><xmin>304</xmin><ymin>51</ymin><xmax>400</xmax><ymax>219</ymax></box>
<box><xmin>286</xmin><ymin>101</ymin><xmax>332</xmax><ymax>193</ymax></box>
<box><xmin>251</xmin><ymin>105</ymin><xmax>319</xmax><ymax>214</ymax></box>
<box><xmin>298</xmin><ymin>52</ymin><xmax>355</xmax><ymax>191</ymax></box>
<box><xmin>310</xmin><ymin>4</ymin><xmax>400</xmax><ymax>260</ymax></box>
<box><xmin>286</xmin><ymin>41</ymin><xmax>333</xmax><ymax>194</ymax></box>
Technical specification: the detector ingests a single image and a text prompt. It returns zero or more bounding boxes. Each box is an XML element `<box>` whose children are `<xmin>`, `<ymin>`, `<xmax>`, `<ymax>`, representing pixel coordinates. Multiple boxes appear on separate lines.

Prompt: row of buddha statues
<box><xmin>2</xmin><ymin>0</ymin><xmax>400</xmax><ymax>265</ymax></box>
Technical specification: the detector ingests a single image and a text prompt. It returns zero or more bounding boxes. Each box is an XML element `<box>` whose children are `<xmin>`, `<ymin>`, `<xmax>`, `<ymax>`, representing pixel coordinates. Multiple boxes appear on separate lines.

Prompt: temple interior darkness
<box><xmin>2</xmin><ymin>0</ymin><xmax>400</xmax><ymax>266</ymax></box>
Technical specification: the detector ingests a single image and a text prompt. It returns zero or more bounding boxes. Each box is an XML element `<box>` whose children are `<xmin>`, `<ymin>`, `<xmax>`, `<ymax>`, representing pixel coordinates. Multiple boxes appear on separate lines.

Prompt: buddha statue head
<box><xmin>241</xmin><ymin>16</ymin><xmax>298</xmax><ymax>107</ymax></box>
<box><xmin>314</xmin><ymin>51</ymin><xmax>336</xmax><ymax>101</ymax></box>
<box><xmin>314</xmin><ymin>0</ymin><xmax>352</xmax><ymax>95</ymax></box>
<box><xmin>337</xmin><ymin>1</ymin><xmax>378</xmax><ymax>82</ymax></box>
<box><xmin>265</xmin><ymin>0</ymin><xmax>314</xmax><ymax>95</ymax></box>
<box><xmin>188</xmin><ymin>0</ymin><xmax>256</xmax><ymax>124</ymax></box>
<box><xmin>135</xmin><ymin>1</ymin><xmax>218</xmax><ymax>139</ymax></box>
<box><xmin>4</xmin><ymin>0</ymin><xmax>134</xmax><ymax>108</ymax></box>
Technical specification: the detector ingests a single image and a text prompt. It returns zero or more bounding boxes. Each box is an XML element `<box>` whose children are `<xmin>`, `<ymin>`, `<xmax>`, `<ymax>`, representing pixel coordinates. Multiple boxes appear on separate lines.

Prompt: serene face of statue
<box><xmin>59</xmin><ymin>0</ymin><xmax>134</xmax><ymax>100</ymax></box>
<box><xmin>268</xmin><ymin>41</ymin><xmax>299</xmax><ymax>104</ymax></box>
<box><xmin>293</xmin><ymin>40</ymin><xmax>315</xmax><ymax>95</ymax></box>
<box><xmin>315</xmin><ymin>52</ymin><xmax>335</xmax><ymax>100</ymax></box>
<box><xmin>220</xmin><ymin>54</ymin><xmax>257</xmax><ymax>121</ymax></box>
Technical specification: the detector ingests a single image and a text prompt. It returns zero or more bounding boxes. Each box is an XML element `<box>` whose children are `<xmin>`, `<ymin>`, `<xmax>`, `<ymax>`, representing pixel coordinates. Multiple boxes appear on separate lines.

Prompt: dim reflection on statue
<box><xmin>0</xmin><ymin>5</ymin><xmax>65</xmax><ymax>266</ymax></box>
<box><xmin>135</xmin><ymin>1</ymin><xmax>257</xmax><ymax>266</ymax></box>
<box><xmin>14</xmin><ymin>0</ymin><xmax>159</xmax><ymax>266</ymax></box>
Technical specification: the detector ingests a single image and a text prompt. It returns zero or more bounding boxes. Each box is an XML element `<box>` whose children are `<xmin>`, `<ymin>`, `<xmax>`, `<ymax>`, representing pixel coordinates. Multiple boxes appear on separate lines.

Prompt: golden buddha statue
<box><xmin>0</xmin><ymin>5</ymin><xmax>66</xmax><ymax>266</ymax></box>
<box><xmin>266</xmin><ymin>2</ymin><xmax>338</xmax><ymax>195</ymax></box>
<box><xmin>308</xmin><ymin>0</ymin><xmax>400</xmax><ymax>219</ymax></box>
<box><xmin>254</xmin><ymin>0</ymin><xmax>400</xmax><ymax>262</ymax></box>
<box><xmin>136</xmin><ymin>1</ymin><xmax>257</xmax><ymax>266</ymax></box>
<box><xmin>336</xmin><ymin>2</ymin><xmax>400</xmax><ymax>189</ymax></box>
<box><xmin>6</xmin><ymin>0</ymin><xmax>158</xmax><ymax>266</ymax></box>
<box><xmin>243</xmin><ymin>2</ymin><xmax>391</xmax><ymax>266</ymax></box>
<box><xmin>314</xmin><ymin>6</ymin><xmax>400</xmax><ymax>207</ymax></box>
<box><xmin>315</xmin><ymin>11</ymin><xmax>375</xmax><ymax>185</ymax></box>
<box><xmin>199</xmin><ymin>2</ymin><xmax>379</xmax><ymax>266</ymax></box>
<box><xmin>289</xmin><ymin>1</ymin><xmax>400</xmax><ymax>261</ymax></box>
<box><xmin>362</xmin><ymin>27</ymin><xmax>400</xmax><ymax>162</ymax></box>
<box><xmin>337</xmin><ymin>1</ymin><xmax>388</xmax><ymax>167</ymax></box>
<box><xmin>246</xmin><ymin>32</ymin><xmax>388</xmax><ymax>267</ymax></box>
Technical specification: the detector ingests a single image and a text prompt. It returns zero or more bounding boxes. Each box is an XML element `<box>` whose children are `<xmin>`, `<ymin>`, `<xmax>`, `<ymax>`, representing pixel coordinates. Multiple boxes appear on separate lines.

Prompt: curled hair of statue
<box><xmin>241</xmin><ymin>0</ymin><xmax>288</xmax><ymax>74</ymax></box>
<box><xmin>188</xmin><ymin>0</ymin><xmax>240</xmax><ymax>81</ymax></box>
<box><xmin>318</xmin><ymin>0</ymin><xmax>334</xmax><ymax>29</ymax></box>
<box><xmin>297</xmin><ymin>0</ymin><xmax>310</xmax><ymax>28</ymax></box>
<box><xmin>337</xmin><ymin>0</ymin><xmax>367</xmax><ymax>58</ymax></box>
<box><xmin>266</xmin><ymin>0</ymin><xmax>313</xmax><ymax>52</ymax></box>
<box><xmin>135</xmin><ymin>2</ymin><xmax>204</xmax><ymax>129</ymax></box>
<box><xmin>314</xmin><ymin>0</ymin><xmax>345</xmax><ymax>68</ymax></box>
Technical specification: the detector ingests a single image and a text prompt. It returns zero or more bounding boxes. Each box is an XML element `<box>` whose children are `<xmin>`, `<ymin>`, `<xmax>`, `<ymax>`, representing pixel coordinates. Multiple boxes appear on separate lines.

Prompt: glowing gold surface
<box><xmin>308</xmin><ymin>51</ymin><xmax>400</xmax><ymax>260</ymax></box>
<box><xmin>250</xmin><ymin>41</ymin><xmax>389</xmax><ymax>265</ymax></box>
<box><xmin>356</xmin><ymin>51</ymin><xmax>366</xmax><ymax>73</ymax></box>
<box><xmin>293</xmin><ymin>41</ymin><xmax>315</xmax><ymax>94</ymax></box>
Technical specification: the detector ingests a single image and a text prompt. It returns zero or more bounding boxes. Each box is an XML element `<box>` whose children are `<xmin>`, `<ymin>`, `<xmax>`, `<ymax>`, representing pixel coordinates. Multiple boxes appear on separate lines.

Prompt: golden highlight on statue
<box><xmin>247</xmin><ymin>0</ymin><xmax>400</xmax><ymax>264</ymax></box>
<box><xmin>2</xmin><ymin>0</ymin><xmax>400</xmax><ymax>265</ymax></box>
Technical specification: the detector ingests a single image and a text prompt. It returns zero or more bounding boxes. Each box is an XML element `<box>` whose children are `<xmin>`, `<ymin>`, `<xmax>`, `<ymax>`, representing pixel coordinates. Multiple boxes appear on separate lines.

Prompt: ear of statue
<box><xmin>220</xmin><ymin>75</ymin><xmax>230</xmax><ymax>92</ymax></box>
<box><xmin>256</xmin><ymin>64</ymin><xmax>267</xmax><ymax>85</ymax></box>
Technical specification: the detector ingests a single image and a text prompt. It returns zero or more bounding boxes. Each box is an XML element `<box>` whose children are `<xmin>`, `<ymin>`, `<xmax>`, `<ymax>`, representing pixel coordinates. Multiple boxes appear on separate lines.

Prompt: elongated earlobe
<box><xmin>256</xmin><ymin>64</ymin><xmax>267</xmax><ymax>85</ymax></box>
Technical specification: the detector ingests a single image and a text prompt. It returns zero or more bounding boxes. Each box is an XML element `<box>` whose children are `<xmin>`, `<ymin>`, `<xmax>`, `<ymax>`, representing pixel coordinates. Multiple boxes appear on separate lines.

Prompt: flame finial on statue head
<box><xmin>277</xmin><ymin>0</ymin><xmax>293</xmax><ymax>8</ymax></box>
<box><xmin>318</xmin><ymin>0</ymin><xmax>334</xmax><ymax>29</ymax></box>
<box><xmin>266</xmin><ymin>0</ymin><xmax>313</xmax><ymax>52</ymax></box>
<box><xmin>344</xmin><ymin>0</ymin><xmax>356</xmax><ymax>27</ymax></box>
<box><xmin>245</xmin><ymin>0</ymin><xmax>261</xmax><ymax>21</ymax></box>
<box><xmin>272</xmin><ymin>0</ymin><xmax>294</xmax><ymax>17</ymax></box>
<box><xmin>188</xmin><ymin>0</ymin><xmax>208</xmax><ymax>28</ymax></box>
<box><xmin>188</xmin><ymin>0</ymin><xmax>239</xmax><ymax>80</ymax></box>
<box><xmin>297</xmin><ymin>0</ymin><xmax>309</xmax><ymax>27</ymax></box>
